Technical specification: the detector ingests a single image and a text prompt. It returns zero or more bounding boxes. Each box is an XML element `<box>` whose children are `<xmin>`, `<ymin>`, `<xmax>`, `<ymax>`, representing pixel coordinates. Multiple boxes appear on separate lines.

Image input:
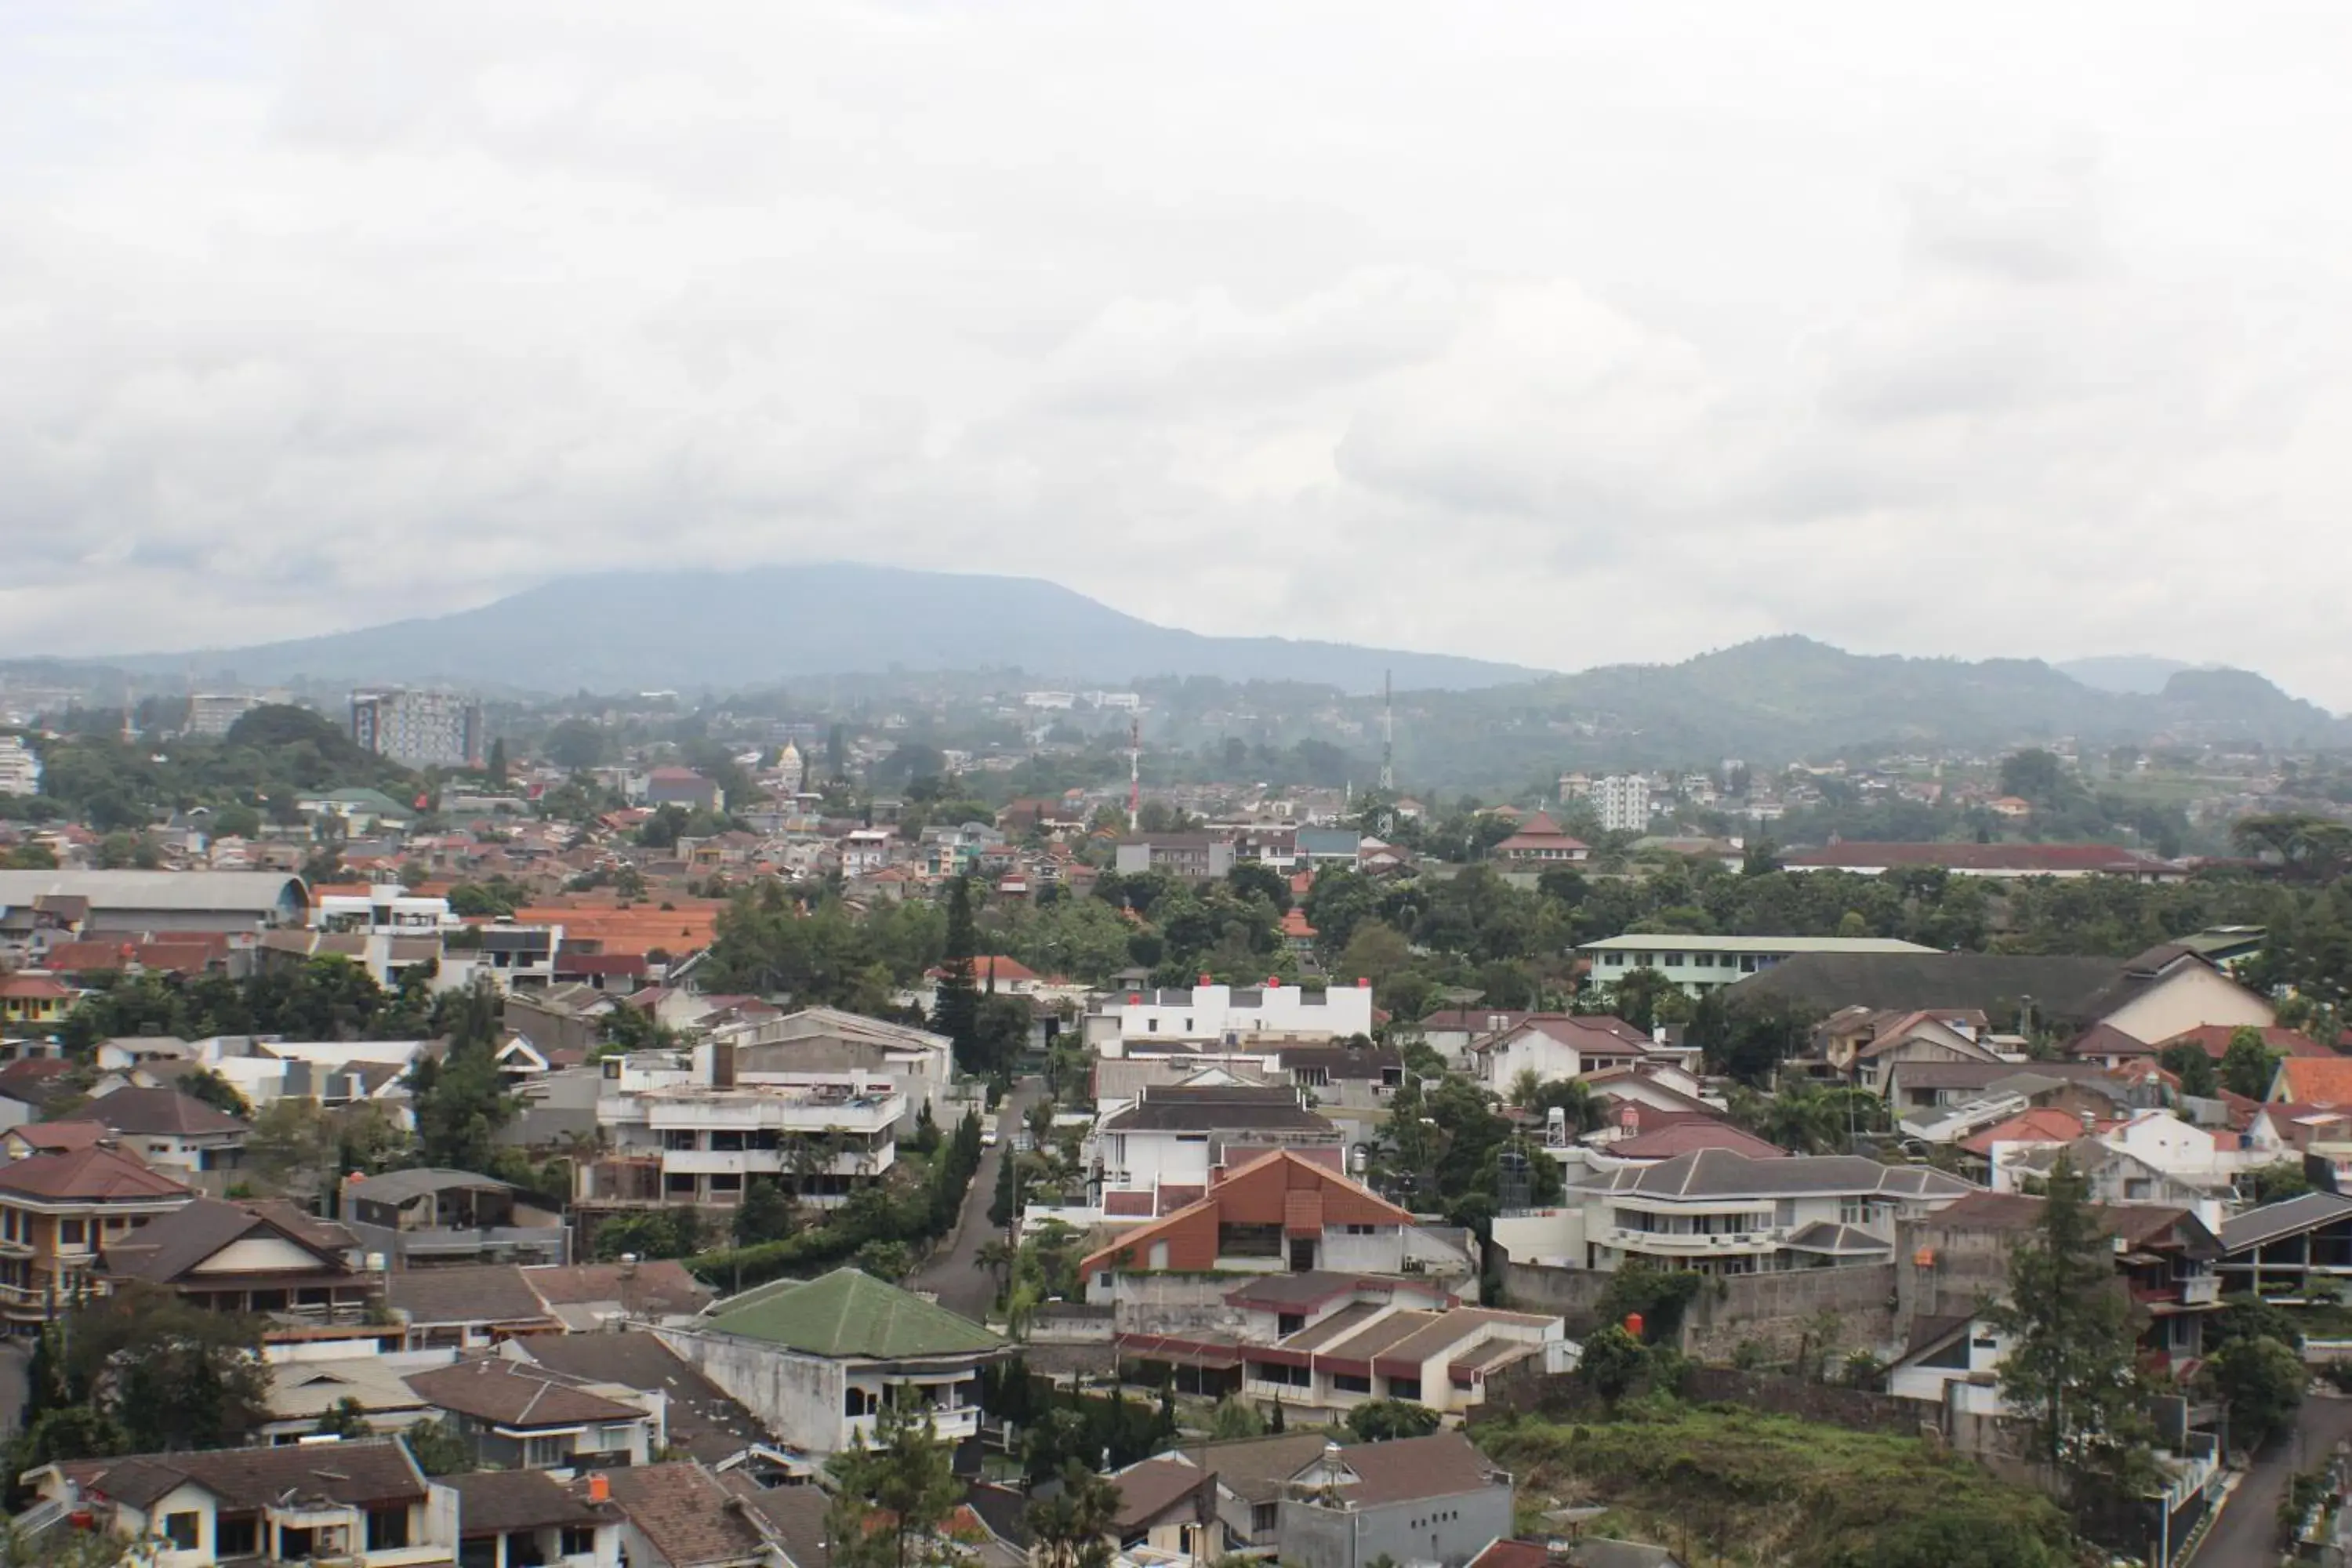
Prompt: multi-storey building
<box><xmin>1594</xmin><ymin>773</ymin><xmax>1650</xmax><ymax>833</ymax></box>
<box><xmin>0</xmin><ymin>1144</ymin><xmax>192</xmax><ymax>1324</ymax></box>
<box><xmin>581</xmin><ymin>1049</ymin><xmax>902</xmax><ymax>1210</ymax></box>
<box><xmin>350</xmin><ymin>687</ymin><xmax>483</xmax><ymax>768</ymax></box>
<box><xmin>184</xmin><ymin>692</ymin><xmax>262</xmax><ymax>738</ymax></box>
<box><xmin>0</xmin><ymin>736</ymin><xmax>41</xmax><ymax>797</ymax></box>
<box><xmin>1577</xmin><ymin>932</ymin><xmax>1940</xmax><ymax>997</ymax></box>
<box><xmin>1116</xmin><ymin>834</ymin><xmax>1237</xmax><ymax>881</ymax></box>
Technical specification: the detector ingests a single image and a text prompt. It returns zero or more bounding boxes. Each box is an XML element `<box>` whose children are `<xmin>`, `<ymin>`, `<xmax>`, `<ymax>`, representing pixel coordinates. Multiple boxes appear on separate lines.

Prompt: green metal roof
<box><xmin>704</xmin><ymin>1268</ymin><xmax>1001</xmax><ymax>1360</ymax></box>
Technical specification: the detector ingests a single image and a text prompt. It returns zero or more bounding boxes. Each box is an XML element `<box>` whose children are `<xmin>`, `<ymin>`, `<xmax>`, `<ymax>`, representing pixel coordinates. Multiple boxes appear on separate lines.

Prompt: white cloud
<box><xmin>2</xmin><ymin>1</ymin><xmax>2350</xmax><ymax>704</ymax></box>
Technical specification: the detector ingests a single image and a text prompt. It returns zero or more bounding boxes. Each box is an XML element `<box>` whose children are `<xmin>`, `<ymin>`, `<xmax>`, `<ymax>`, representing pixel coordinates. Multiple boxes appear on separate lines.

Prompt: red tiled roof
<box><xmin>2274</xmin><ymin>1058</ymin><xmax>2352</xmax><ymax>1107</ymax></box>
<box><xmin>1610</xmin><ymin>1121</ymin><xmax>1788</xmax><ymax>1160</ymax></box>
<box><xmin>1960</xmin><ymin>1107</ymin><xmax>2115</xmax><ymax>1158</ymax></box>
<box><xmin>0</xmin><ymin>975</ymin><xmax>74</xmax><ymax>1000</ymax></box>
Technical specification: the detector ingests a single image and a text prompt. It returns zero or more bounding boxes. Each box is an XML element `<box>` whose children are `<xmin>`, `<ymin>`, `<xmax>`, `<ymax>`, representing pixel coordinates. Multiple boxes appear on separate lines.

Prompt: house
<box><xmin>1272</xmin><ymin>1045</ymin><xmax>1405</xmax><ymax>1112</ymax></box>
<box><xmin>655</xmin><ymin>1268</ymin><xmax>1004</xmax><ymax>1473</ymax></box>
<box><xmin>97</xmin><ymin>1194</ymin><xmax>378</xmax><ymax>1321</ymax></box>
<box><xmin>1581</xmin><ymin>935</ymin><xmax>1940</xmax><ymax>998</ymax></box>
<box><xmin>389</xmin><ymin>1264</ymin><xmax>564</xmax><ymax>1348</ymax></box>
<box><xmin>641</xmin><ymin>769</ymin><xmax>724</xmax><ymax>812</ymax></box>
<box><xmin>1116</xmin><ymin>1269</ymin><xmax>1558</xmax><ymax>1418</ymax></box>
<box><xmin>260</xmin><ymin>1356</ymin><xmax>435</xmax><ymax>1444</ymax></box>
<box><xmin>511</xmin><ymin>1331</ymin><xmax>784</xmax><ymax>1477</ymax></box>
<box><xmin>710</xmin><ymin>1006</ymin><xmax>957</xmax><ymax>1131</ymax></box>
<box><xmin>579</xmin><ymin>1049</ymin><xmax>902</xmax><ymax>1211</ymax></box>
<box><xmin>1087</xmin><ymin>982</ymin><xmax>1378</xmax><ymax>1052</ymax></box>
<box><xmin>405</xmin><ymin>1356</ymin><xmax>660</xmax><ymax>1472</ymax></box>
<box><xmin>2215</xmin><ymin>1191</ymin><xmax>2352</xmax><ymax>1303</ymax></box>
<box><xmin>1081</xmin><ymin>1149</ymin><xmax>1475</xmax><ymax>1301</ymax></box>
<box><xmin>0</xmin><ymin>871</ymin><xmax>310</xmax><ymax>962</ymax></box>
<box><xmin>1105</xmin><ymin>1454</ymin><xmax>1231</xmax><ymax>1563</ymax></box>
<box><xmin>1895</xmin><ymin>1192</ymin><xmax>2224</xmax><ymax>1406</ymax></box>
<box><xmin>1729</xmin><ymin>944</ymin><xmax>2274</xmax><ymax>1046</ymax></box>
<box><xmin>19</xmin><ymin>1436</ymin><xmax>456</xmax><ymax>1567</ymax></box>
<box><xmin>0</xmin><ymin>1120</ymin><xmax>108</xmax><ymax>1160</ymax></box>
<box><xmin>1492</xmin><ymin>814</ymin><xmax>1590</xmax><ymax>869</ymax></box>
<box><xmin>1472</xmin><ymin>1014</ymin><xmax>1670</xmax><ymax>1098</ymax></box>
<box><xmin>0</xmin><ymin>972</ymin><xmax>74</xmax><ymax>1029</ymax></box>
<box><xmin>343</xmin><ymin>1167</ymin><xmax>568</xmax><ymax>1268</ymax></box>
<box><xmin>600</xmin><ymin>1462</ymin><xmax>782</xmax><ymax>1568</ymax></box>
<box><xmin>1091</xmin><ymin>1086</ymin><xmax>1344</xmax><ymax>1219</ymax></box>
<box><xmin>1278</xmin><ymin>1432</ymin><xmax>1516</xmax><ymax>1568</ymax></box>
<box><xmin>1559</xmin><ymin>1150</ymin><xmax>1975</xmax><ymax>1276</ymax></box>
<box><xmin>84</xmin><ymin>1085</ymin><xmax>249</xmax><ymax>1178</ymax></box>
<box><xmin>2269</xmin><ymin>1057</ymin><xmax>2352</xmax><ymax>1106</ymax></box>
<box><xmin>0</xmin><ymin>1144</ymin><xmax>192</xmax><ymax>1325</ymax></box>
<box><xmin>448</xmin><ymin>1469</ymin><xmax>624</xmax><ymax>1568</ymax></box>
<box><xmin>1397</xmin><ymin>1009</ymin><xmax>1541</xmax><ymax>1073</ymax></box>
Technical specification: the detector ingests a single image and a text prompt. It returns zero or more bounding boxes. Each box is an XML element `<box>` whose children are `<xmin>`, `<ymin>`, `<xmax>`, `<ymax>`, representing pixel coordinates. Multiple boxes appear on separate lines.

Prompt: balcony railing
<box><xmin>1608</xmin><ymin>1226</ymin><xmax>1780</xmax><ymax>1253</ymax></box>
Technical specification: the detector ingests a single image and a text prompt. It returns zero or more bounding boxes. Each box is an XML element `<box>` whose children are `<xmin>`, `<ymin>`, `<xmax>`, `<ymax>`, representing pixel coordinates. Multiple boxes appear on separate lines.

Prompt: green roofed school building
<box><xmin>655</xmin><ymin>1267</ymin><xmax>1004</xmax><ymax>1475</ymax></box>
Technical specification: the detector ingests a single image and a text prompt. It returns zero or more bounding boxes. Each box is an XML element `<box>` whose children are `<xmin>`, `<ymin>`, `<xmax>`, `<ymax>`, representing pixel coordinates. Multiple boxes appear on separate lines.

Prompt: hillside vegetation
<box><xmin>1474</xmin><ymin>1406</ymin><xmax>2080</xmax><ymax>1568</ymax></box>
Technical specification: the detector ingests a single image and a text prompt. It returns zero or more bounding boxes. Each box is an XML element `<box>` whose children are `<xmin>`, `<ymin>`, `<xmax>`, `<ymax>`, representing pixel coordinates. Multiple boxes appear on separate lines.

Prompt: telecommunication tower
<box><xmin>1376</xmin><ymin>670</ymin><xmax>1396</xmax><ymax>837</ymax></box>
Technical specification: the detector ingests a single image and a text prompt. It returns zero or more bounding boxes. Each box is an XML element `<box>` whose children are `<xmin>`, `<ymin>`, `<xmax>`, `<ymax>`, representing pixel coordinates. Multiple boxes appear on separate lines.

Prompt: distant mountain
<box><xmin>1406</xmin><ymin>637</ymin><xmax>2351</xmax><ymax>773</ymax></box>
<box><xmin>101</xmin><ymin>564</ymin><xmax>1544</xmax><ymax>695</ymax></box>
<box><xmin>2056</xmin><ymin>655</ymin><xmax>2199</xmax><ymax>695</ymax></box>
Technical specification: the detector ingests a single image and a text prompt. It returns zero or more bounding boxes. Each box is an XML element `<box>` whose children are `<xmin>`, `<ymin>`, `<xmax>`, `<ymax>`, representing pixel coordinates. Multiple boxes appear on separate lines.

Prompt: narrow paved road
<box><xmin>2188</xmin><ymin>1390</ymin><xmax>2352</xmax><ymax>1566</ymax></box>
<box><xmin>909</xmin><ymin>1077</ymin><xmax>1047</xmax><ymax>1320</ymax></box>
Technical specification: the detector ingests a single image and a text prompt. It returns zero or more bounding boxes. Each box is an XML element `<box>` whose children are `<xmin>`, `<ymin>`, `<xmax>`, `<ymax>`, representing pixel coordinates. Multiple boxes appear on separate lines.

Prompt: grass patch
<box><xmin>1475</xmin><ymin>1403</ymin><xmax>2078</xmax><ymax>1568</ymax></box>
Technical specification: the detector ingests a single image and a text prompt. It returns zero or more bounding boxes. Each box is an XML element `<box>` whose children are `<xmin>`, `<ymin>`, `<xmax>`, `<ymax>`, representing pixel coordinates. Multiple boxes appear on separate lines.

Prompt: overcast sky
<box><xmin>7</xmin><ymin>3</ymin><xmax>2351</xmax><ymax>703</ymax></box>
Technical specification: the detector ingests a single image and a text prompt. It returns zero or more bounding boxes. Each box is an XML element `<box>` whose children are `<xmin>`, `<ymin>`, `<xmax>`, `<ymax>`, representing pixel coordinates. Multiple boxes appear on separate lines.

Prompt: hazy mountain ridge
<box><xmin>20</xmin><ymin>569</ymin><xmax>2346</xmax><ymax>762</ymax></box>
<box><xmin>99</xmin><ymin>564</ymin><xmax>1546</xmax><ymax>695</ymax></box>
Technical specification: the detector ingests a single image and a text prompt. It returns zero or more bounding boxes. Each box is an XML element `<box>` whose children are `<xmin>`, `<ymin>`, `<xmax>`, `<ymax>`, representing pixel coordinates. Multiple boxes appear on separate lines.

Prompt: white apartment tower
<box><xmin>1595</xmin><ymin>773</ymin><xmax>1650</xmax><ymax>833</ymax></box>
<box><xmin>350</xmin><ymin>688</ymin><xmax>483</xmax><ymax>768</ymax></box>
<box><xmin>0</xmin><ymin>736</ymin><xmax>40</xmax><ymax>797</ymax></box>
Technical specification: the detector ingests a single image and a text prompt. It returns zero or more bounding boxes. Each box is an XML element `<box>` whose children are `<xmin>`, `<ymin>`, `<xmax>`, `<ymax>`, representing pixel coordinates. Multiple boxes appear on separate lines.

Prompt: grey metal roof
<box><xmin>1782</xmin><ymin>1221</ymin><xmax>1889</xmax><ymax>1254</ymax></box>
<box><xmin>0</xmin><ymin>870</ymin><xmax>306</xmax><ymax>913</ymax></box>
<box><xmin>1098</xmin><ymin>1086</ymin><xmax>1330</xmax><ymax>1134</ymax></box>
<box><xmin>348</xmin><ymin>1167</ymin><xmax>515</xmax><ymax>1203</ymax></box>
<box><xmin>1572</xmin><ymin>1149</ymin><xmax>1974</xmax><ymax>1201</ymax></box>
<box><xmin>2218</xmin><ymin>1191</ymin><xmax>2352</xmax><ymax>1254</ymax></box>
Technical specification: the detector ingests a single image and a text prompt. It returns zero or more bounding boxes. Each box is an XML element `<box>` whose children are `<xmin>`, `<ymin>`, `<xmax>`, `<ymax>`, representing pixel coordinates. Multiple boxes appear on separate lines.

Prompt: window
<box><xmin>59</xmin><ymin>1219</ymin><xmax>85</xmax><ymax>1247</ymax></box>
<box><xmin>562</xmin><ymin>1526</ymin><xmax>598</xmax><ymax>1556</ymax></box>
<box><xmin>1277</xmin><ymin>1312</ymin><xmax>1306</xmax><ymax>1336</ymax></box>
<box><xmin>1664</xmin><ymin>953</ymin><xmax>1683</xmax><ymax>967</ymax></box>
<box><xmin>1332</xmin><ymin>1373</ymin><xmax>1371</xmax><ymax>1394</ymax></box>
<box><xmin>1345</xmin><ymin>1224</ymin><xmax>1378</xmax><ymax>1236</ymax></box>
<box><xmin>162</xmin><ymin>1512</ymin><xmax>200</xmax><ymax>1550</ymax></box>
<box><xmin>1387</xmin><ymin>1376</ymin><xmax>1422</xmax><ymax>1401</ymax></box>
<box><xmin>524</xmin><ymin>1433</ymin><xmax>572</xmax><ymax>1468</ymax></box>
<box><xmin>1251</xmin><ymin>1503</ymin><xmax>1279</xmax><ymax>1537</ymax></box>
<box><xmin>367</xmin><ymin>1507</ymin><xmax>412</xmax><ymax>1551</ymax></box>
<box><xmin>216</xmin><ymin>1517</ymin><xmax>258</xmax><ymax>1557</ymax></box>
<box><xmin>1146</xmin><ymin>1019</ymin><xmax>1159</xmax><ymax>1033</ymax></box>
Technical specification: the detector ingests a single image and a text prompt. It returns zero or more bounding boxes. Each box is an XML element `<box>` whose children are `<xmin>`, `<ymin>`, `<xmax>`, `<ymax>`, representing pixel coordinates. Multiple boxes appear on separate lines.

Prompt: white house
<box><xmin>20</xmin><ymin>1439</ymin><xmax>458</xmax><ymax>1568</ymax></box>
<box><xmin>1551</xmin><ymin>1149</ymin><xmax>1976</xmax><ymax>1276</ymax></box>
<box><xmin>1578</xmin><ymin>934</ymin><xmax>1940</xmax><ymax>998</ymax></box>
<box><xmin>1472</xmin><ymin>1014</ymin><xmax>1677</xmax><ymax>1097</ymax></box>
<box><xmin>657</xmin><ymin>1269</ymin><xmax>1003</xmax><ymax>1475</ymax></box>
<box><xmin>1087</xmin><ymin>982</ymin><xmax>1377</xmax><ymax>1051</ymax></box>
<box><xmin>1087</xmin><ymin>1084</ymin><xmax>1342</xmax><ymax>1220</ymax></box>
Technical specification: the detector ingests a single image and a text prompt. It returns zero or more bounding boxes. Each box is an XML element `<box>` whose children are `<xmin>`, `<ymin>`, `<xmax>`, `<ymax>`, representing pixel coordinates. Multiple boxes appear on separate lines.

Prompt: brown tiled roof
<box><xmin>601</xmin><ymin>1462</ymin><xmax>771</xmax><ymax>1567</ymax></box>
<box><xmin>100</xmin><ymin>1196</ymin><xmax>347</xmax><ymax>1284</ymax></box>
<box><xmin>88</xmin><ymin>1086</ymin><xmax>249</xmax><ymax>1137</ymax></box>
<box><xmin>4</xmin><ymin>1121</ymin><xmax>109</xmax><ymax>1153</ymax></box>
<box><xmin>1175</xmin><ymin>1432</ymin><xmax>1333</xmax><ymax>1504</ymax></box>
<box><xmin>1112</xmin><ymin>1455</ymin><xmax>1213</xmax><ymax>1530</ymax></box>
<box><xmin>405</xmin><ymin>1357</ymin><xmax>645</xmax><ymax>1428</ymax></box>
<box><xmin>720</xmin><ymin>1472</ymin><xmax>829</xmax><ymax>1568</ymax></box>
<box><xmin>523</xmin><ymin>1259</ymin><xmax>713</xmax><ymax>1316</ymax></box>
<box><xmin>517</xmin><ymin>1333</ymin><xmax>767</xmax><ymax>1466</ymax></box>
<box><xmin>72</xmin><ymin>1438</ymin><xmax>423</xmax><ymax>1511</ymax></box>
<box><xmin>450</xmin><ymin>1469</ymin><xmax>606</xmax><ymax>1536</ymax></box>
<box><xmin>385</xmin><ymin>1263</ymin><xmax>557</xmax><ymax>1330</ymax></box>
<box><xmin>1312</xmin><ymin>1431</ymin><xmax>1503</xmax><ymax>1506</ymax></box>
<box><xmin>0</xmin><ymin>1146</ymin><xmax>188</xmax><ymax>1202</ymax></box>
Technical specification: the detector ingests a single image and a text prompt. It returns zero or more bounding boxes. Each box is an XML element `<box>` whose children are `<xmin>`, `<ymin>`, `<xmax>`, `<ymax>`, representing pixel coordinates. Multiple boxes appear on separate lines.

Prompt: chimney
<box><xmin>711</xmin><ymin>1040</ymin><xmax>736</xmax><ymax>1090</ymax></box>
<box><xmin>619</xmin><ymin>1252</ymin><xmax>639</xmax><ymax>1279</ymax></box>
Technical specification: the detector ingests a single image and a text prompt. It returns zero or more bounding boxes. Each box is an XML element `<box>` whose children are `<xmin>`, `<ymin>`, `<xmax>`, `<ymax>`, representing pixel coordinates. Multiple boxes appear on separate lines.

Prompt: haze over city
<box><xmin>7</xmin><ymin>4</ymin><xmax>2352</xmax><ymax>701</ymax></box>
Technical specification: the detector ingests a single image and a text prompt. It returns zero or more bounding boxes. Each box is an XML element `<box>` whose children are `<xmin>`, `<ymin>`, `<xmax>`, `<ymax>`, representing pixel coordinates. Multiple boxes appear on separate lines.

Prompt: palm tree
<box><xmin>973</xmin><ymin>1239</ymin><xmax>1017</xmax><ymax>1308</ymax></box>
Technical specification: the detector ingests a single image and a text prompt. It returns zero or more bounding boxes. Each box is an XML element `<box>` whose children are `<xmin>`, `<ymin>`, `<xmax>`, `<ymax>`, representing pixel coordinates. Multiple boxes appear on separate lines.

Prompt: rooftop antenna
<box><xmin>1127</xmin><ymin>715</ymin><xmax>1141</xmax><ymax>833</ymax></box>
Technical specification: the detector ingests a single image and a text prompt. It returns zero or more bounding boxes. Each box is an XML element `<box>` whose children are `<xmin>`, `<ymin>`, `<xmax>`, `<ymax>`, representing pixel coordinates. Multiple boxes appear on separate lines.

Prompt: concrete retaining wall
<box><xmin>1501</xmin><ymin>1261</ymin><xmax>1896</xmax><ymax>1362</ymax></box>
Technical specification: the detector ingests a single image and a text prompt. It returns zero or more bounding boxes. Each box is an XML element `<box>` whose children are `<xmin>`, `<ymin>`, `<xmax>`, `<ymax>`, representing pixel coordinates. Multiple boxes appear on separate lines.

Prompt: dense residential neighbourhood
<box><xmin>3</xmin><ymin>688</ymin><xmax>2352</xmax><ymax>1567</ymax></box>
